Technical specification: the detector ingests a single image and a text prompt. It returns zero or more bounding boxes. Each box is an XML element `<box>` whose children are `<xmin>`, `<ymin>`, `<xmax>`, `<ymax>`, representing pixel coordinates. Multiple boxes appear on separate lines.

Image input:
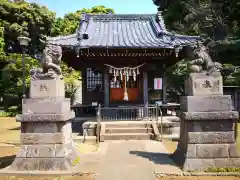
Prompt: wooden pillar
<box><xmin>104</xmin><ymin>69</ymin><xmax>109</xmax><ymax>107</ymax></box>
<box><xmin>143</xmin><ymin>72</ymin><xmax>148</xmax><ymax>107</ymax></box>
<box><xmin>143</xmin><ymin>72</ymin><xmax>148</xmax><ymax>117</ymax></box>
<box><xmin>162</xmin><ymin>64</ymin><xmax>167</xmax><ymax>103</ymax></box>
<box><xmin>82</xmin><ymin>68</ymin><xmax>86</xmax><ymax>105</ymax></box>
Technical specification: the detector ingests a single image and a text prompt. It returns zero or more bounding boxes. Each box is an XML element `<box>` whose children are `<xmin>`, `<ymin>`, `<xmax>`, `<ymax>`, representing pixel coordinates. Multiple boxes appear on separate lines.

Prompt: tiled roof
<box><xmin>47</xmin><ymin>13</ymin><xmax>200</xmax><ymax>49</ymax></box>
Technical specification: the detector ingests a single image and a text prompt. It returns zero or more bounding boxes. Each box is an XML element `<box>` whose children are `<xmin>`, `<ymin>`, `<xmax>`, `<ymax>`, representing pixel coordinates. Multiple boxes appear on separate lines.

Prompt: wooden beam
<box><xmin>162</xmin><ymin>64</ymin><xmax>167</xmax><ymax>103</ymax></box>
<box><xmin>104</xmin><ymin>69</ymin><xmax>110</xmax><ymax>107</ymax></box>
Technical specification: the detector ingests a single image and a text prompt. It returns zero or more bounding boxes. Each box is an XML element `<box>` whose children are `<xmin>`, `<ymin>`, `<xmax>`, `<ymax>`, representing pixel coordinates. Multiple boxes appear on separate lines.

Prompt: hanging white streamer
<box><xmin>133</xmin><ymin>70</ymin><xmax>136</xmax><ymax>81</ymax></box>
<box><xmin>137</xmin><ymin>68</ymin><xmax>140</xmax><ymax>75</ymax></box>
<box><xmin>113</xmin><ymin>69</ymin><xmax>116</xmax><ymax>82</ymax></box>
<box><xmin>120</xmin><ymin>70</ymin><xmax>123</xmax><ymax>81</ymax></box>
<box><xmin>105</xmin><ymin>63</ymin><xmax>145</xmax><ymax>88</ymax></box>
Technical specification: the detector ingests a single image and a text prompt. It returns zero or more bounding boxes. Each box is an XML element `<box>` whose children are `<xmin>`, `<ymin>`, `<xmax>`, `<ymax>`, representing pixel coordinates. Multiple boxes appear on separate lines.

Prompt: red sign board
<box><xmin>154</xmin><ymin>78</ymin><xmax>162</xmax><ymax>90</ymax></box>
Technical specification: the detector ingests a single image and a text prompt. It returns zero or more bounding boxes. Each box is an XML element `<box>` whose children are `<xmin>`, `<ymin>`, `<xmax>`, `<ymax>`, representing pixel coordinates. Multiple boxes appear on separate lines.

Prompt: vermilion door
<box><xmin>110</xmin><ymin>75</ymin><xmax>141</xmax><ymax>103</ymax></box>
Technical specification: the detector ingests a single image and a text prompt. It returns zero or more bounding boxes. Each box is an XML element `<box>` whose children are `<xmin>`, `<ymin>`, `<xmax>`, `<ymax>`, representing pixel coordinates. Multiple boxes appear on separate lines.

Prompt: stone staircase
<box><xmin>72</xmin><ymin>116</ymin><xmax>180</xmax><ymax>143</ymax></box>
<box><xmin>100</xmin><ymin>121</ymin><xmax>160</xmax><ymax>141</ymax></box>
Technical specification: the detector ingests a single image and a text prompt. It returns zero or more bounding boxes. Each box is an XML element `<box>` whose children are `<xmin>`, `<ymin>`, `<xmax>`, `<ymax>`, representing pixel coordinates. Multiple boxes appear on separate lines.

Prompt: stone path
<box><xmin>79</xmin><ymin>140</ymin><xmax>182</xmax><ymax>180</ymax></box>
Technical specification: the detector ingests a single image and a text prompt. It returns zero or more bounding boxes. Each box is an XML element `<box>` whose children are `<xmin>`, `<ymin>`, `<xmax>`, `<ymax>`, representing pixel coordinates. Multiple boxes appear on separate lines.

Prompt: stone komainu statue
<box><xmin>31</xmin><ymin>38</ymin><xmax>63</xmax><ymax>80</ymax></box>
<box><xmin>184</xmin><ymin>44</ymin><xmax>222</xmax><ymax>75</ymax></box>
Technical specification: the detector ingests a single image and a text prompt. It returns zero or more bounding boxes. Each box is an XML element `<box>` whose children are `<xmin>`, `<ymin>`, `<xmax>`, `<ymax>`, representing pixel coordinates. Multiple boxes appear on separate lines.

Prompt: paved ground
<box><xmin>79</xmin><ymin>140</ymin><xmax>182</xmax><ymax>180</ymax></box>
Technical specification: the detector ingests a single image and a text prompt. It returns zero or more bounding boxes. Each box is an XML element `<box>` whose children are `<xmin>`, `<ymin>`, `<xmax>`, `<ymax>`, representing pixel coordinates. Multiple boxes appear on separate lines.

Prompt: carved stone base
<box><xmin>172</xmin><ymin>110</ymin><xmax>240</xmax><ymax>171</ymax></box>
<box><xmin>172</xmin><ymin>149</ymin><xmax>240</xmax><ymax>172</ymax></box>
<box><xmin>4</xmin><ymin>121</ymin><xmax>80</xmax><ymax>172</ymax></box>
<box><xmin>3</xmin><ymin>78</ymin><xmax>80</xmax><ymax>174</ymax></box>
<box><xmin>5</xmin><ymin>140</ymin><xmax>79</xmax><ymax>171</ymax></box>
<box><xmin>172</xmin><ymin>142</ymin><xmax>240</xmax><ymax>171</ymax></box>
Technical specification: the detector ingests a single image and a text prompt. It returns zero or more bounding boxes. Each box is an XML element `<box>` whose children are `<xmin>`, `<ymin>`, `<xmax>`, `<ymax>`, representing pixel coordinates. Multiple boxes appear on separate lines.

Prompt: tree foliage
<box><xmin>0</xmin><ymin>0</ymin><xmax>114</xmax><ymax>112</ymax></box>
<box><xmin>0</xmin><ymin>0</ymin><xmax>56</xmax><ymax>54</ymax></box>
<box><xmin>51</xmin><ymin>6</ymin><xmax>114</xmax><ymax>36</ymax></box>
<box><xmin>154</xmin><ymin>0</ymin><xmax>240</xmax><ymax>94</ymax></box>
<box><xmin>158</xmin><ymin>0</ymin><xmax>240</xmax><ymax>64</ymax></box>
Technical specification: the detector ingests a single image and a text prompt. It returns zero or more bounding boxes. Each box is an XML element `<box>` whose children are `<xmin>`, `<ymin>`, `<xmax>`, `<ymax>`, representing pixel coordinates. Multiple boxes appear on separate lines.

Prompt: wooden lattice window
<box><xmin>86</xmin><ymin>68</ymin><xmax>103</xmax><ymax>92</ymax></box>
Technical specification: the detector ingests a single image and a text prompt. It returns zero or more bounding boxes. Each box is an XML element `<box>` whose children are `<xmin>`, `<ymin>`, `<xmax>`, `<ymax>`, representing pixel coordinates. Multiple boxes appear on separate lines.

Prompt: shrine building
<box><xmin>47</xmin><ymin>12</ymin><xmax>200</xmax><ymax>108</ymax></box>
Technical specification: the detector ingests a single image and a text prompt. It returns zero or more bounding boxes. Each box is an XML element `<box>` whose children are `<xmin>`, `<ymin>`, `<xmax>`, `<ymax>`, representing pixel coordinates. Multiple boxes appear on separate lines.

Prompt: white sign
<box><xmin>154</xmin><ymin>78</ymin><xmax>162</xmax><ymax>90</ymax></box>
<box><xmin>92</xmin><ymin>102</ymin><xmax>98</xmax><ymax>106</ymax></box>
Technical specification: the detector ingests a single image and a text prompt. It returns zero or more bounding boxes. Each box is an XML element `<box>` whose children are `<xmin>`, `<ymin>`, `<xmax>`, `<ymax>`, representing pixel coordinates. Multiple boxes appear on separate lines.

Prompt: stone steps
<box><xmin>102</xmin><ymin>121</ymin><xmax>156</xmax><ymax>141</ymax></box>
<box><xmin>105</xmin><ymin>121</ymin><xmax>152</xmax><ymax>128</ymax></box>
<box><xmin>104</xmin><ymin>133</ymin><xmax>155</xmax><ymax>140</ymax></box>
<box><xmin>105</xmin><ymin>127</ymin><xmax>153</xmax><ymax>134</ymax></box>
<box><xmin>73</xmin><ymin>135</ymin><xmax>97</xmax><ymax>144</ymax></box>
<box><xmin>80</xmin><ymin>120</ymin><xmax>179</xmax><ymax>142</ymax></box>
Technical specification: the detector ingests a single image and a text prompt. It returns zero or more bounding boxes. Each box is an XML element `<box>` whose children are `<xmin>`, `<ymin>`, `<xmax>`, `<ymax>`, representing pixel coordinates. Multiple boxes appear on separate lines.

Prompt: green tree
<box><xmin>0</xmin><ymin>0</ymin><xmax>56</xmax><ymax>55</ymax></box>
<box><xmin>0</xmin><ymin>53</ymin><xmax>80</xmax><ymax>110</ymax></box>
<box><xmin>0</xmin><ymin>1</ymin><xmax>115</xmax><ymax>114</ymax></box>
<box><xmin>156</xmin><ymin>0</ymin><xmax>240</xmax><ymax>64</ymax></box>
<box><xmin>0</xmin><ymin>26</ymin><xmax>5</xmax><ymax>107</ymax></box>
<box><xmin>51</xmin><ymin>5</ymin><xmax>115</xmax><ymax>36</ymax></box>
<box><xmin>1</xmin><ymin>53</ymin><xmax>38</xmax><ymax>110</ymax></box>
<box><xmin>153</xmin><ymin>0</ymin><xmax>240</xmax><ymax>94</ymax></box>
<box><xmin>0</xmin><ymin>0</ymin><xmax>57</xmax><ymax>112</ymax></box>
<box><xmin>166</xmin><ymin>60</ymin><xmax>187</xmax><ymax>101</ymax></box>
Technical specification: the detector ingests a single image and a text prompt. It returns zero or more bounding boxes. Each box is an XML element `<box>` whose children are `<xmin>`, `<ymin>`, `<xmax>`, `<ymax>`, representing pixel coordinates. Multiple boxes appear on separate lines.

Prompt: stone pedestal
<box><xmin>5</xmin><ymin>79</ymin><xmax>79</xmax><ymax>172</ymax></box>
<box><xmin>184</xmin><ymin>72</ymin><xmax>223</xmax><ymax>96</ymax></box>
<box><xmin>172</xmin><ymin>73</ymin><xmax>240</xmax><ymax>171</ymax></box>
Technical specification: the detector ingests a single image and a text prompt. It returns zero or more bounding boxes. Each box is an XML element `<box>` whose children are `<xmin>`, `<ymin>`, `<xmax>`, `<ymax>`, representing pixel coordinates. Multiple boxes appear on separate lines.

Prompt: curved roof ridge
<box><xmin>89</xmin><ymin>14</ymin><xmax>155</xmax><ymax>21</ymax></box>
<box><xmin>162</xmin><ymin>31</ymin><xmax>201</xmax><ymax>40</ymax></box>
<box><xmin>156</xmin><ymin>11</ymin><xmax>166</xmax><ymax>31</ymax></box>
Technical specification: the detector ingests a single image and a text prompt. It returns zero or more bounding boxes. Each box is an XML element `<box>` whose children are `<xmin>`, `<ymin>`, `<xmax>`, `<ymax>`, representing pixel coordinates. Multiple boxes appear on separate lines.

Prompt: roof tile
<box><xmin>47</xmin><ymin>13</ymin><xmax>200</xmax><ymax>49</ymax></box>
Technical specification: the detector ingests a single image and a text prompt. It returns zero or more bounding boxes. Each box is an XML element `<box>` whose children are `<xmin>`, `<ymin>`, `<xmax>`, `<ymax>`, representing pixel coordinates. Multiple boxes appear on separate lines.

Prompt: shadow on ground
<box><xmin>129</xmin><ymin>151</ymin><xmax>178</xmax><ymax>167</ymax></box>
<box><xmin>0</xmin><ymin>155</ymin><xmax>15</xmax><ymax>169</ymax></box>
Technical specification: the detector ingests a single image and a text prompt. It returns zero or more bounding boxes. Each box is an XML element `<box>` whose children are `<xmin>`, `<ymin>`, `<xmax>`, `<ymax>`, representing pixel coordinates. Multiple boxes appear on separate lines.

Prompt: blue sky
<box><xmin>27</xmin><ymin>0</ymin><xmax>157</xmax><ymax>17</ymax></box>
